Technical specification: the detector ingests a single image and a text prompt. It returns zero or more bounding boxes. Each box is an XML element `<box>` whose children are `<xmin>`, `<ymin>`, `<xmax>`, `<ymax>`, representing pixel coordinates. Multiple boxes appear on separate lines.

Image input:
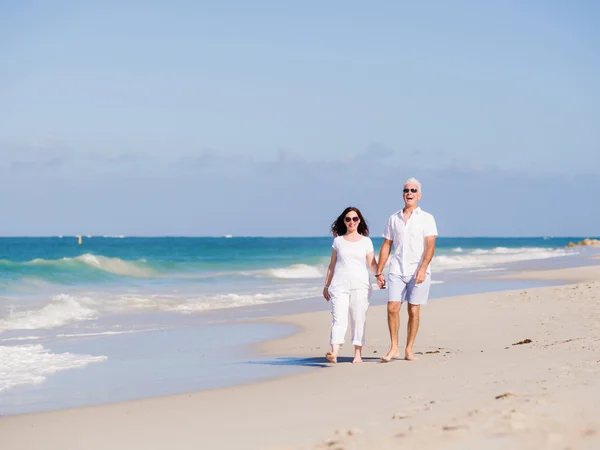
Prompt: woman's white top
<box><xmin>329</xmin><ymin>235</ymin><xmax>374</xmax><ymax>290</ymax></box>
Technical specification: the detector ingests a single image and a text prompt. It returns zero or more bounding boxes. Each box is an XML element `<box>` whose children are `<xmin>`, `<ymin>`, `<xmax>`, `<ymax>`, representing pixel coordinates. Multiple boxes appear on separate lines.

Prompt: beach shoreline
<box><xmin>2</xmin><ymin>236</ymin><xmax>597</xmax><ymax>415</ymax></box>
<box><xmin>6</xmin><ymin>251</ymin><xmax>597</xmax><ymax>416</ymax></box>
<box><xmin>1</xmin><ymin>264</ymin><xmax>599</xmax><ymax>449</ymax></box>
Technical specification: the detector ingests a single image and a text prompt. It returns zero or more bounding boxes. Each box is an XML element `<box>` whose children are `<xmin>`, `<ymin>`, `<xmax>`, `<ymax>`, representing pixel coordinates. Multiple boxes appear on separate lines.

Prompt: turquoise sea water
<box><xmin>0</xmin><ymin>236</ymin><xmax>597</xmax><ymax>414</ymax></box>
<box><xmin>0</xmin><ymin>236</ymin><xmax>588</xmax><ymax>291</ymax></box>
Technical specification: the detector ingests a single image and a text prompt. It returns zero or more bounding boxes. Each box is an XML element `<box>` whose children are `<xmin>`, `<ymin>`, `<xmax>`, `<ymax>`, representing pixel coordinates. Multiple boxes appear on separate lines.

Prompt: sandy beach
<box><xmin>1</xmin><ymin>265</ymin><xmax>599</xmax><ymax>450</ymax></box>
<box><xmin>3</xmin><ymin>1</ymin><xmax>598</xmax><ymax>448</ymax></box>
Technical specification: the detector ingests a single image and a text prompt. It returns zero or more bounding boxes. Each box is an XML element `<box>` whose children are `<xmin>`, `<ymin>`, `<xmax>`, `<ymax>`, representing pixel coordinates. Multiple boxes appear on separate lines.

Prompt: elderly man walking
<box><xmin>375</xmin><ymin>177</ymin><xmax>438</xmax><ymax>362</ymax></box>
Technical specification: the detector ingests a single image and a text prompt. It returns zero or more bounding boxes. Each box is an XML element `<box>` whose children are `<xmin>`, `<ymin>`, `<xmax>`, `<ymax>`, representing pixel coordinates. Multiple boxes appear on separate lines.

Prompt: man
<box><xmin>375</xmin><ymin>177</ymin><xmax>438</xmax><ymax>361</ymax></box>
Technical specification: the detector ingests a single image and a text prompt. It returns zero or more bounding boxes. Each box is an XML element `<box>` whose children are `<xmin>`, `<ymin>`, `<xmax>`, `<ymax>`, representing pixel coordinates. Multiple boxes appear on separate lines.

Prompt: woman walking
<box><xmin>323</xmin><ymin>207</ymin><xmax>378</xmax><ymax>363</ymax></box>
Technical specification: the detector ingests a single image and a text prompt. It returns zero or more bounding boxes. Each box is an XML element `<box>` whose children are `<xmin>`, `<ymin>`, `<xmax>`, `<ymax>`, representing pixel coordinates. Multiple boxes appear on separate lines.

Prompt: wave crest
<box><xmin>0</xmin><ymin>294</ymin><xmax>99</xmax><ymax>332</ymax></box>
<box><xmin>73</xmin><ymin>254</ymin><xmax>154</xmax><ymax>277</ymax></box>
<box><xmin>26</xmin><ymin>254</ymin><xmax>155</xmax><ymax>278</ymax></box>
<box><xmin>434</xmin><ymin>247</ymin><xmax>575</xmax><ymax>271</ymax></box>
<box><xmin>261</xmin><ymin>264</ymin><xmax>325</xmax><ymax>279</ymax></box>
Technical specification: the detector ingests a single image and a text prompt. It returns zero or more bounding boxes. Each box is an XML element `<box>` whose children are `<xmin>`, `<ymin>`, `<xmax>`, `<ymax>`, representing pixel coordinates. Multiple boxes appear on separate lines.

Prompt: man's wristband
<box><xmin>375</xmin><ymin>273</ymin><xmax>383</xmax><ymax>277</ymax></box>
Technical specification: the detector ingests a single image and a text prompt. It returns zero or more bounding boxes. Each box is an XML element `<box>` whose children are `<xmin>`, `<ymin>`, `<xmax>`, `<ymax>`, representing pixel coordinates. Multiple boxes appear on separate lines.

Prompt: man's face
<box><xmin>403</xmin><ymin>183</ymin><xmax>421</xmax><ymax>207</ymax></box>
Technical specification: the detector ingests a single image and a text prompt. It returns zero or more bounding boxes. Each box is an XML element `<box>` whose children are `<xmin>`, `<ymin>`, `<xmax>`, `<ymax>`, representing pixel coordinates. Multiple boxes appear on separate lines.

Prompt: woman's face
<box><xmin>344</xmin><ymin>210</ymin><xmax>360</xmax><ymax>232</ymax></box>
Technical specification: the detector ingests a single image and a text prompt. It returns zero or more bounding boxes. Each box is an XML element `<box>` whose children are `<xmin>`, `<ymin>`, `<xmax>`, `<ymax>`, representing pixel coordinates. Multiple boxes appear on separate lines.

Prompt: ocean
<box><xmin>0</xmin><ymin>236</ymin><xmax>597</xmax><ymax>414</ymax></box>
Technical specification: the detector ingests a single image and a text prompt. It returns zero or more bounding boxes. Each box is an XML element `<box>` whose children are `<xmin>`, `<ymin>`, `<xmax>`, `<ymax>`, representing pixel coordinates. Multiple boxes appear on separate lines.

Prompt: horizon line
<box><xmin>0</xmin><ymin>235</ymin><xmax>597</xmax><ymax>239</ymax></box>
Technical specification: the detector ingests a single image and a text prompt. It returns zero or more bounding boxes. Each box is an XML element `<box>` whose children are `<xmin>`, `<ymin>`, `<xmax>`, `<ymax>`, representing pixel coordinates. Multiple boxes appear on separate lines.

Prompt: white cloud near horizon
<box><xmin>0</xmin><ymin>144</ymin><xmax>598</xmax><ymax>237</ymax></box>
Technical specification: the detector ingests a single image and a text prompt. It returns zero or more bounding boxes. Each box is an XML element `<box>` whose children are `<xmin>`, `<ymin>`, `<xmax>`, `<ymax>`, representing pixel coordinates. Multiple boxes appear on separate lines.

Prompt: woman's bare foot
<box><xmin>325</xmin><ymin>352</ymin><xmax>337</xmax><ymax>363</ymax></box>
<box><xmin>380</xmin><ymin>347</ymin><xmax>400</xmax><ymax>362</ymax></box>
<box><xmin>353</xmin><ymin>346</ymin><xmax>363</xmax><ymax>364</ymax></box>
<box><xmin>405</xmin><ymin>349</ymin><xmax>416</xmax><ymax>361</ymax></box>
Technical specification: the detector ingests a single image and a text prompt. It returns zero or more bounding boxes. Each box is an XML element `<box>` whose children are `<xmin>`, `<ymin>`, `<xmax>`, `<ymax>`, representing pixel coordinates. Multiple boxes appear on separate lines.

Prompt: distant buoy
<box><xmin>78</xmin><ymin>236</ymin><xmax>82</xmax><ymax>245</ymax></box>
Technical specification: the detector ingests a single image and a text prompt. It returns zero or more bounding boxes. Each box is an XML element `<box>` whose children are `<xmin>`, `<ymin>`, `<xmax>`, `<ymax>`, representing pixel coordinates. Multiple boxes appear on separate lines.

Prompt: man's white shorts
<box><xmin>387</xmin><ymin>273</ymin><xmax>431</xmax><ymax>305</ymax></box>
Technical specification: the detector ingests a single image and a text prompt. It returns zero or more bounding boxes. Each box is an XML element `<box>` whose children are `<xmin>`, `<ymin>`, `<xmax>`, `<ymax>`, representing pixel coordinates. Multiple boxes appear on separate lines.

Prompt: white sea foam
<box><xmin>468</xmin><ymin>268</ymin><xmax>508</xmax><ymax>273</ymax></box>
<box><xmin>29</xmin><ymin>258</ymin><xmax>46</xmax><ymax>264</ymax></box>
<box><xmin>55</xmin><ymin>329</ymin><xmax>158</xmax><ymax>338</ymax></box>
<box><xmin>0</xmin><ymin>294</ymin><xmax>99</xmax><ymax>332</ymax></box>
<box><xmin>262</xmin><ymin>264</ymin><xmax>325</xmax><ymax>279</ymax></box>
<box><xmin>3</xmin><ymin>288</ymin><xmax>312</xmax><ymax>330</ymax></box>
<box><xmin>0</xmin><ymin>336</ymin><xmax>42</xmax><ymax>342</ymax></box>
<box><xmin>0</xmin><ymin>330</ymin><xmax>156</xmax><ymax>342</ymax></box>
<box><xmin>167</xmin><ymin>293</ymin><xmax>277</xmax><ymax>313</ymax></box>
<box><xmin>129</xmin><ymin>287</ymin><xmax>322</xmax><ymax>313</ymax></box>
<box><xmin>433</xmin><ymin>247</ymin><xmax>576</xmax><ymax>272</ymax></box>
<box><xmin>0</xmin><ymin>344</ymin><xmax>107</xmax><ymax>392</ymax></box>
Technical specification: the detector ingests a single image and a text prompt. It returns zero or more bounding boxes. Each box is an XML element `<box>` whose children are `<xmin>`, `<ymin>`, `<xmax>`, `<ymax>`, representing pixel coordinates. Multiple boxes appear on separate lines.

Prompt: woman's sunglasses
<box><xmin>344</xmin><ymin>216</ymin><xmax>360</xmax><ymax>223</ymax></box>
<box><xmin>403</xmin><ymin>188</ymin><xmax>418</xmax><ymax>193</ymax></box>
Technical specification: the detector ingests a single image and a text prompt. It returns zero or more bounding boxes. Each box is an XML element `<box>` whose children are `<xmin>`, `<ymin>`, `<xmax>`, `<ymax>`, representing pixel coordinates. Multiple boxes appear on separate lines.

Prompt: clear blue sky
<box><xmin>1</xmin><ymin>1</ymin><xmax>599</xmax><ymax>236</ymax></box>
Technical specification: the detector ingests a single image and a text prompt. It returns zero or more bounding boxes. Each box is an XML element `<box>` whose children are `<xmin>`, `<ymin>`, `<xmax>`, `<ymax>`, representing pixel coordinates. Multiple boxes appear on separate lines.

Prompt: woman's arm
<box><xmin>366</xmin><ymin>251</ymin><xmax>378</xmax><ymax>275</ymax></box>
<box><xmin>323</xmin><ymin>249</ymin><xmax>337</xmax><ymax>301</ymax></box>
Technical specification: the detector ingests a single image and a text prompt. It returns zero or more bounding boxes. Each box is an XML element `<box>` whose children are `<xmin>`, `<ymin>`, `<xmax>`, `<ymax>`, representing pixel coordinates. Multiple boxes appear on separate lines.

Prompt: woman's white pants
<box><xmin>329</xmin><ymin>287</ymin><xmax>370</xmax><ymax>347</ymax></box>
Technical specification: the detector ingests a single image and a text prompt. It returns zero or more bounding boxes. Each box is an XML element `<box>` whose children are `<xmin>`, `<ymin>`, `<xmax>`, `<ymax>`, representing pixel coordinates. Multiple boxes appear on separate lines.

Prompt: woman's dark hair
<box><xmin>330</xmin><ymin>206</ymin><xmax>369</xmax><ymax>237</ymax></box>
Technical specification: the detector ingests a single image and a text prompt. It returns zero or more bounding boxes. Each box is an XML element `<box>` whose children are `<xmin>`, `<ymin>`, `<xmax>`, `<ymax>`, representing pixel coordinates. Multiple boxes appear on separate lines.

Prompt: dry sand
<box><xmin>1</xmin><ymin>265</ymin><xmax>600</xmax><ymax>450</ymax></box>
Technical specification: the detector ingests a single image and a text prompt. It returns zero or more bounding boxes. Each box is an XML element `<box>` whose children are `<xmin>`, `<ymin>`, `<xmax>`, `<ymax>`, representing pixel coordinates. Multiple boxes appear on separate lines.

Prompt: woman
<box><xmin>323</xmin><ymin>206</ymin><xmax>378</xmax><ymax>364</ymax></box>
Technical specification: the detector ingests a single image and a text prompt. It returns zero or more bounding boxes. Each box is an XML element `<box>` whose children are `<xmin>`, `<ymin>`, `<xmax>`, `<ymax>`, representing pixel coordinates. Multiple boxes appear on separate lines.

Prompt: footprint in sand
<box><xmin>495</xmin><ymin>392</ymin><xmax>516</xmax><ymax>400</ymax></box>
<box><xmin>319</xmin><ymin>428</ymin><xmax>362</xmax><ymax>449</ymax></box>
<box><xmin>442</xmin><ymin>425</ymin><xmax>468</xmax><ymax>431</ymax></box>
<box><xmin>512</xmin><ymin>338</ymin><xmax>533</xmax><ymax>346</ymax></box>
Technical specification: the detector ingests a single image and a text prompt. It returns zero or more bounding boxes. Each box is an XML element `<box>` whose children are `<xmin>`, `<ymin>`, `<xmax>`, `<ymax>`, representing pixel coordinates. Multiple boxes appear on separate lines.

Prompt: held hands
<box><xmin>415</xmin><ymin>267</ymin><xmax>427</xmax><ymax>284</ymax></box>
<box><xmin>323</xmin><ymin>286</ymin><xmax>331</xmax><ymax>301</ymax></box>
<box><xmin>376</xmin><ymin>274</ymin><xmax>386</xmax><ymax>289</ymax></box>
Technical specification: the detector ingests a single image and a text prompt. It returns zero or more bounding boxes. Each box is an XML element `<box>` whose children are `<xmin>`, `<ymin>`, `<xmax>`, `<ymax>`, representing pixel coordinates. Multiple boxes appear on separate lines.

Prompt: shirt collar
<box><xmin>394</xmin><ymin>207</ymin><xmax>422</xmax><ymax>218</ymax></box>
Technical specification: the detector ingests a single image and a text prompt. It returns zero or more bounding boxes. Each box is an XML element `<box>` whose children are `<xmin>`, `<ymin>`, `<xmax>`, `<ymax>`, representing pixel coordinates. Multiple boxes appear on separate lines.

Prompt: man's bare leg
<box><xmin>381</xmin><ymin>302</ymin><xmax>401</xmax><ymax>361</ymax></box>
<box><xmin>405</xmin><ymin>304</ymin><xmax>420</xmax><ymax>360</ymax></box>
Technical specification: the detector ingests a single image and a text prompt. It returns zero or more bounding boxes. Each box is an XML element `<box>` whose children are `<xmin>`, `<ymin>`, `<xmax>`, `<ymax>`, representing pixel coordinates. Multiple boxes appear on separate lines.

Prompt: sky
<box><xmin>1</xmin><ymin>1</ymin><xmax>599</xmax><ymax>236</ymax></box>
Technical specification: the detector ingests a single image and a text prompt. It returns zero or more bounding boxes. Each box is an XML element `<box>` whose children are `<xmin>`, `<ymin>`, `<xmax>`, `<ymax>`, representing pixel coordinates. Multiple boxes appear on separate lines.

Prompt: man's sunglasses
<box><xmin>403</xmin><ymin>188</ymin><xmax>418</xmax><ymax>193</ymax></box>
<box><xmin>344</xmin><ymin>216</ymin><xmax>360</xmax><ymax>223</ymax></box>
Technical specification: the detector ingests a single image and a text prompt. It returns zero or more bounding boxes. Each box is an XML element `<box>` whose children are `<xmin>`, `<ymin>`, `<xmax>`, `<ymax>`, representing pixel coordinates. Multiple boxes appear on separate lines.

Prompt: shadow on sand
<box><xmin>248</xmin><ymin>356</ymin><xmax>382</xmax><ymax>368</ymax></box>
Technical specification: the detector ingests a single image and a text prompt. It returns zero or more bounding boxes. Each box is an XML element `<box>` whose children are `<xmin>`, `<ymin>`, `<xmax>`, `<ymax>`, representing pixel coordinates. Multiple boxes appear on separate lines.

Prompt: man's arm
<box><xmin>375</xmin><ymin>239</ymin><xmax>392</xmax><ymax>288</ymax></box>
<box><xmin>415</xmin><ymin>235</ymin><xmax>436</xmax><ymax>284</ymax></box>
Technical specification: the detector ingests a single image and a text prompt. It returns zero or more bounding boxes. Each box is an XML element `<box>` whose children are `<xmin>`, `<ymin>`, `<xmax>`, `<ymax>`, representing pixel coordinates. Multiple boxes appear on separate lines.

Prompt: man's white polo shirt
<box><xmin>383</xmin><ymin>207</ymin><xmax>438</xmax><ymax>277</ymax></box>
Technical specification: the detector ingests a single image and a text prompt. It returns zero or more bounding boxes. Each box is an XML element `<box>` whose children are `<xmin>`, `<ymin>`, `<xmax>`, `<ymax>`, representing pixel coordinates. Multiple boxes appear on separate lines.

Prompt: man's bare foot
<box><xmin>380</xmin><ymin>348</ymin><xmax>400</xmax><ymax>362</ymax></box>
<box><xmin>352</xmin><ymin>356</ymin><xmax>363</xmax><ymax>364</ymax></box>
<box><xmin>325</xmin><ymin>352</ymin><xmax>337</xmax><ymax>363</ymax></box>
<box><xmin>405</xmin><ymin>350</ymin><xmax>416</xmax><ymax>361</ymax></box>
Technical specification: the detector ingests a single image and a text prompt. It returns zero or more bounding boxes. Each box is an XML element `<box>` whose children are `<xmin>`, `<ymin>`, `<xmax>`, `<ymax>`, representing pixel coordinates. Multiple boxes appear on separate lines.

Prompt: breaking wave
<box><xmin>0</xmin><ymin>294</ymin><xmax>99</xmax><ymax>332</ymax></box>
<box><xmin>27</xmin><ymin>254</ymin><xmax>155</xmax><ymax>278</ymax></box>
<box><xmin>433</xmin><ymin>247</ymin><xmax>576</xmax><ymax>271</ymax></box>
